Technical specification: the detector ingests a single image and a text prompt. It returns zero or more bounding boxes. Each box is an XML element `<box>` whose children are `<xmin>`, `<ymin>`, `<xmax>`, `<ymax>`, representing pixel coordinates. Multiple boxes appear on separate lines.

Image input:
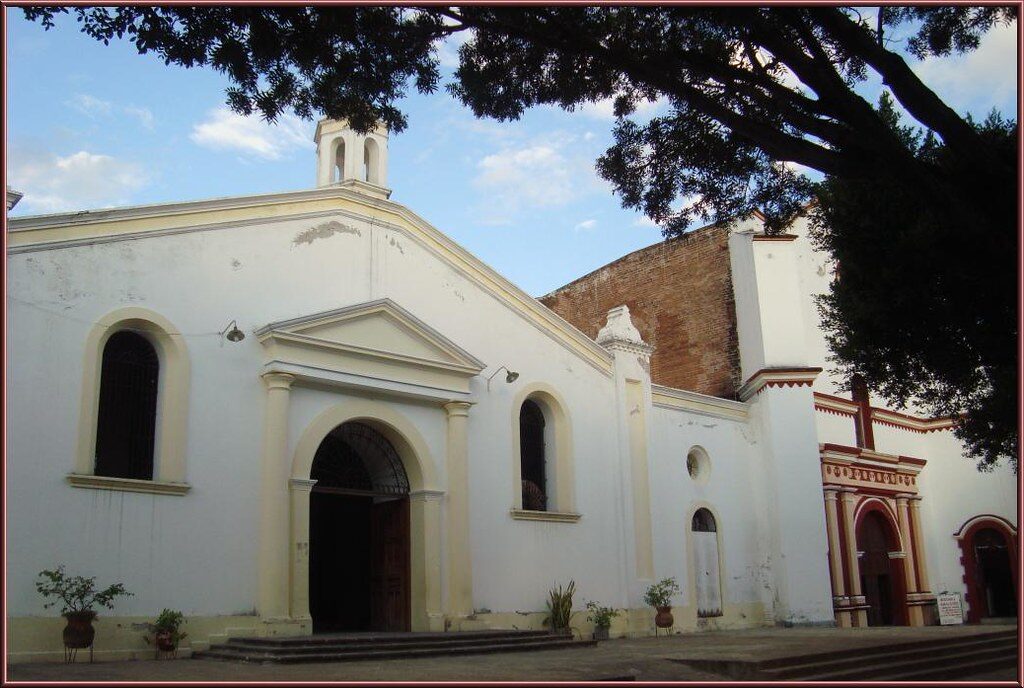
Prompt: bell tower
<box><xmin>315</xmin><ymin>118</ymin><xmax>391</xmax><ymax>199</ymax></box>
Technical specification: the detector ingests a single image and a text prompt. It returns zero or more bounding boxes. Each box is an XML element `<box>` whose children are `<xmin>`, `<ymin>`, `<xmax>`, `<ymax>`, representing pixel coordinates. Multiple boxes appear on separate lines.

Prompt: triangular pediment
<box><xmin>256</xmin><ymin>298</ymin><xmax>485</xmax><ymax>376</ymax></box>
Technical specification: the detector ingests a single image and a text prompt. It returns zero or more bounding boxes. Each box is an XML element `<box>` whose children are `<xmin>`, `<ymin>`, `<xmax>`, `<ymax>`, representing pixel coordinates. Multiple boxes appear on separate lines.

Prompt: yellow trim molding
<box><xmin>9</xmin><ymin>186</ymin><xmax>613</xmax><ymax>376</ymax></box>
<box><xmin>66</xmin><ymin>473</ymin><xmax>190</xmax><ymax>496</ymax></box>
<box><xmin>651</xmin><ymin>385</ymin><xmax>748</xmax><ymax>421</ymax></box>
<box><xmin>510</xmin><ymin>509</ymin><xmax>582</xmax><ymax>523</ymax></box>
<box><xmin>288</xmin><ymin>398</ymin><xmax>443</xmax><ymax>630</ymax></box>
<box><xmin>510</xmin><ymin>382</ymin><xmax>576</xmax><ymax>514</ymax></box>
<box><xmin>74</xmin><ymin>307</ymin><xmax>191</xmax><ymax>486</ymax></box>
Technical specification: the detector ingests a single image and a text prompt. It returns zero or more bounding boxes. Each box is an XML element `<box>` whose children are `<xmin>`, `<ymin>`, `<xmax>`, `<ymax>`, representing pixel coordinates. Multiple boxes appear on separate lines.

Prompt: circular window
<box><xmin>686</xmin><ymin>447</ymin><xmax>710</xmax><ymax>485</ymax></box>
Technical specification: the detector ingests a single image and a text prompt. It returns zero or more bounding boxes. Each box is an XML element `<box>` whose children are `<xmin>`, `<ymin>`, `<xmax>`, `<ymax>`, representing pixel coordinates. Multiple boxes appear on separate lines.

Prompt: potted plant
<box><xmin>643</xmin><ymin>577</ymin><xmax>681</xmax><ymax>631</ymax></box>
<box><xmin>585</xmin><ymin>600</ymin><xmax>620</xmax><ymax>641</ymax></box>
<box><xmin>36</xmin><ymin>566</ymin><xmax>132</xmax><ymax>660</ymax></box>
<box><xmin>144</xmin><ymin>608</ymin><xmax>188</xmax><ymax>657</ymax></box>
<box><xmin>543</xmin><ymin>580</ymin><xmax>575</xmax><ymax>636</ymax></box>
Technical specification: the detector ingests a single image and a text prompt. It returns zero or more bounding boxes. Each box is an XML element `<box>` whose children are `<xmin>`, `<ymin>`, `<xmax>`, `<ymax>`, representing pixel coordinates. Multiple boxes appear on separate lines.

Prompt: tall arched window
<box><xmin>94</xmin><ymin>330</ymin><xmax>159</xmax><ymax>480</ymax></box>
<box><xmin>520</xmin><ymin>399</ymin><xmax>547</xmax><ymax>511</ymax></box>
<box><xmin>692</xmin><ymin>507</ymin><xmax>723</xmax><ymax>618</ymax></box>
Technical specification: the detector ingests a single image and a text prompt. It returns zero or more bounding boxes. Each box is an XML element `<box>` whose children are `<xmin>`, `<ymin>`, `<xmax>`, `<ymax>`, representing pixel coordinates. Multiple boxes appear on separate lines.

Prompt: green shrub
<box><xmin>36</xmin><ymin>566</ymin><xmax>132</xmax><ymax>615</ymax></box>
<box><xmin>643</xmin><ymin>577</ymin><xmax>680</xmax><ymax>608</ymax></box>
<box><xmin>585</xmin><ymin>600</ymin><xmax>620</xmax><ymax>629</ymax></box>
<box><xmin>544</xmin><ymin>580</ymin><xmax>575</xmax><ymax>630</ymax></box>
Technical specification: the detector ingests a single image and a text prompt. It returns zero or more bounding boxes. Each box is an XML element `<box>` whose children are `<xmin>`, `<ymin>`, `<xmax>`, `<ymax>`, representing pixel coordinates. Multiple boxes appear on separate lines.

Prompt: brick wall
<box><xmin>539</xmin><ymin>224</ymin><xmax>741</xmax><ymax>399</ymax></box>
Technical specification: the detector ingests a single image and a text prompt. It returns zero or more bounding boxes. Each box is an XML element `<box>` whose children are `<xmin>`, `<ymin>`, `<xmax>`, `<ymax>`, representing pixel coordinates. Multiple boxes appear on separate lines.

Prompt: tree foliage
<box><xmin>22</xmin><ymin>6</ymin><xmax>1018</xmax><ymax>469</ymax></box>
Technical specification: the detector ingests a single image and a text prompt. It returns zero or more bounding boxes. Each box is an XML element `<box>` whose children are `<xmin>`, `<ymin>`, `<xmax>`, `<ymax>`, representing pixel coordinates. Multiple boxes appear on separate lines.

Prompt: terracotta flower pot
<box><xmin>654</xmin><ymin>606</ymin><xmax>674</xmax><ymax>629</ymax></box>
<box><xmin>155</xmin><ymin>630</ymin><xmax>176</xmax><ymax>652</ymax></box>
<box><xmin>63</xmin><ymin>611</ymin><xmax>97</xmax><ymax>649</ymax></box>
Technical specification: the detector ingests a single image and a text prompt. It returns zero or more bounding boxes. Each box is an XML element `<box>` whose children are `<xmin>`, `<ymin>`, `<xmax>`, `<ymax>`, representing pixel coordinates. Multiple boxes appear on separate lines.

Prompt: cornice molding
<box><xmin>10</xmin><ymin>186</ymin><xmax>614</xmax><ymax>378</ymax></box>
<box><xmin>738</xmin><ymin>367</ymin><xmax>822</xmax><ymax>401</ymax></box>
<box><xmin>66</xmin><ymin>474</ymin><xmax>191</xmax><ymax>496</ymax></box>
<box><xmin>510</xmin><ymin>509</ymin><xmax>582</xmax><ymax>523</ymax></box>
<box><xmin>651</xmin><ymin>384</ymin><xmax>748</xmax><ymax>422</ymax></box>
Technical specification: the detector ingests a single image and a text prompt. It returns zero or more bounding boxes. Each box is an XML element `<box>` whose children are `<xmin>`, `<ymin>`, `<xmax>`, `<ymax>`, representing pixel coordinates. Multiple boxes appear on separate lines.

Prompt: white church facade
<box><xmin>6</xmin><ymin>120</ymin><xmax>1017</xmax><ymax>662</ymax></box>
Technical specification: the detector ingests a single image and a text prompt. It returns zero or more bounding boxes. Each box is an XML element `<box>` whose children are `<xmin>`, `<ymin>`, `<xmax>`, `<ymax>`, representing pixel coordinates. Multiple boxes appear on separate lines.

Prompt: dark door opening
<box><xmin>308</xmin><ymin>422</ymin><xmax>411</xmax><ymax>633</ymax></box>
<box><xmin>858</xmin><ymin>510</ymin><xmax>903</xmax><ymax>626</ymax></box>
<box><xmin>974</xmin><ymin>528</ymin><xmax>1017</xmax><ymax>618</ymax></box>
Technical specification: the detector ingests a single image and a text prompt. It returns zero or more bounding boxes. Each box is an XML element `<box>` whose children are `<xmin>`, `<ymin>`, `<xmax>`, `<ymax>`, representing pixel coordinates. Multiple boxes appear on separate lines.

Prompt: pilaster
<box><xmin>258</xmin><ymin>372</ymin><xmax>295</xmax><ymax>622</ymax></box>
<box><xmin>839</xmin><ymin>487</ymin><xmax>867</xmax><ymax>626</ymax></box>
<box><xmin>288</xmin><ymin>478</ymin><xmax>317</xmax><ymax>624</ymax></box>
<box><xmin>443</xmin><ymin>401</ymin><xmax>474</xmax><ymax>617</ymax></box>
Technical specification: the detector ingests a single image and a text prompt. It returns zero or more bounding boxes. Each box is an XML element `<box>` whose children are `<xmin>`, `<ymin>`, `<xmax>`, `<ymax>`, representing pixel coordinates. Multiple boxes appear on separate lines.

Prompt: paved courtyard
<box><xmin>6</xmin><ymin>623</ymin><xmax>1018</xmax><ymax>683</ymax></box>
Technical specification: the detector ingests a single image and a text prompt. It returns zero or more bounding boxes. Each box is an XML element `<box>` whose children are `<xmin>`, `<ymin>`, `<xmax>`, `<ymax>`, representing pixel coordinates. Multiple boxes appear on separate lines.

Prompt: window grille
<box><xmin>311</xmin><ymin>422</ymin><xmax>410</xmax><ymax>496</ymax></box>
<box><xmin>95</xmin><ymin>330</ymin><xmax>159</xmax><ymax>480</ymax></box>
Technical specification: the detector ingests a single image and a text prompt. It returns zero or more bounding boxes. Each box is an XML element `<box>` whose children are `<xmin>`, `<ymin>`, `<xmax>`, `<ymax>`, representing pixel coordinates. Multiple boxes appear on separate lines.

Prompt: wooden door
<box><xmin>858</xmin><ymin>511</ymin><xmax>897</xmax><ymax>626</ymax></box>
<box><xmin>369</xmin><ymin>497</ymin><xmax>411</xmax><ymax>631</ymax></box>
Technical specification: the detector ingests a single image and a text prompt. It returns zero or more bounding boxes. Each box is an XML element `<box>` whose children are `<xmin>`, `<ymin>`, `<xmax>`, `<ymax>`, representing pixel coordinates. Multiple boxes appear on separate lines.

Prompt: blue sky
<box><xmin>5</xmin><ymin>9</ymin><xmax>1018</xmax><ymax>296</ymax></box>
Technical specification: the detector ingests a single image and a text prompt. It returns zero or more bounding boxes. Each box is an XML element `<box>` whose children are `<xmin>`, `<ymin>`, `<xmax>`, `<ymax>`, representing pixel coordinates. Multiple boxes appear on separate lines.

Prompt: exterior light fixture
<box><xmin>220</xmin><ymin>319</ymin><xmax>246</xmax><ymax>343</ymax></box>
<box><xmin>486</xmin><ymin>366</ymin><xmax>519</xmax><ymax>390</ymax></box>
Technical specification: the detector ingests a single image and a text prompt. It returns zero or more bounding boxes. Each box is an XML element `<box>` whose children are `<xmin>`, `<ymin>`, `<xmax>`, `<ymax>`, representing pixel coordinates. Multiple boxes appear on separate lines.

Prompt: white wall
<box><xmin>6</xmin><ymin>205</ymin><xmax>634</xmax><ymax>619</ymax></box>
<box><xmin>648</xmin><ymin>408</ymin><xmax>764</xmax><ymax>611</ymax></box>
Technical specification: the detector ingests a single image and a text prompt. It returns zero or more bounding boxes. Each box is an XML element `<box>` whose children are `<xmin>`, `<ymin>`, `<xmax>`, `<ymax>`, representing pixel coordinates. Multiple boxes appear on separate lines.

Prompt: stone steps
<box><xmin>671</xmin><ymin>628</ymin><xmax>1017</xmax><ymax>681</ymax></box>
<box><xmin>194</xmin><ymin>630</ymin><xmax>597</xmax><ymax>664</ymax></box>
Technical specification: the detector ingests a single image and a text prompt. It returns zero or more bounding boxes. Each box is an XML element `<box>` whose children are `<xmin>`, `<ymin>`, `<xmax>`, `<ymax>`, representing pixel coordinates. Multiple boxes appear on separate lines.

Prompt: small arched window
<box><xmin>691</xmin><ymin>507</ymin><xmax>722</xmax><ymax>617</ymax></box>
<box><xmin>94</xmin><ymin>330</ymin><xmax>159</xmax><ymax>480</ymax></box>
<box><xmin>520</xmin><ymin>399</ymin><xmax>547</xmax><ymax>511</ymax></box>
<box><xmin>692</xmin><ymin>508</ymin><xmax>717</xmax><ymax>532</ymax></box>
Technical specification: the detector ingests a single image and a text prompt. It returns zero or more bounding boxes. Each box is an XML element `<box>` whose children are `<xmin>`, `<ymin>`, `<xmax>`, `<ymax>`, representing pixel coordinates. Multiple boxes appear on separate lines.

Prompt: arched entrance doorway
<box><xmin>956</xmin><ymin>517</ymin><xmax>1018</xmax><ymax>622</ymax></box>
<box><xmin>972</xmin><ymin>529</ymin><xmax>1016</xmax><ymax>618</ymax></box>
<box><xmin>309</xmin><ymin>421</ymin><xmax>411</xmax><ymax>633</ymax></box>
<box><xmin>857</xmin><ymin>509</ymin><xmax>905</xmax><ymax>626</ymax></box>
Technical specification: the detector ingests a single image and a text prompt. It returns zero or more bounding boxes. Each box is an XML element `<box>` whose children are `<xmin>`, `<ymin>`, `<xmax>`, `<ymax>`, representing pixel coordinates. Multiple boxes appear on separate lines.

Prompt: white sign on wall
<box><xmin>936</xmin><ymin>593</ymin><xmax>964</xmax><ymax>625</ymax></box>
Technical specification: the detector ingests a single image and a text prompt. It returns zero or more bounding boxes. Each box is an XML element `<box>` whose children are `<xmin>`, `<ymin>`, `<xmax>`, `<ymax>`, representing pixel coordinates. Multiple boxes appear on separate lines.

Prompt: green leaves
<box><xmin>643</xmin><ymin>577</ymin><xmax>680</xmax><ymax>608</ymax></box>
<box><xmin>36</xmin><ymin>566</ymin><xmax>133</xmax><ymax>615</ymax></box>
<box><xmin>543</xmin><ymin>580</ymin><xmax>575</xmax><ymax>631</ymax></box>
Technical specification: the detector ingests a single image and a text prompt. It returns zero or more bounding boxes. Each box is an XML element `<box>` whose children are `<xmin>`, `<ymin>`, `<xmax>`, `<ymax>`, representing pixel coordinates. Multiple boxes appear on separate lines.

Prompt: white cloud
<box><xmin>190</xmin><ymin>108</ymin><xmax>313</xmax><ymax>160</ymax></box>
<box><xmin>578</xmin><ymin>95</ymin><xmax>668</xmax><ymax>121</ymax></box>
<box><xmin>435</xmin><ymin>28</ymin><xmax>474</xmax><ymax>69</ymax></box>
<box><xmin>66</xmin><ymin>94</ymin><xmax>157</xmax><ymax>130</ymax></box>
<box><xmin>573</xmin><ymin>219</ymin><xmax>597</xmax><ymax>232</ymax></box>
<box><xmin>67</xmin><ymin>93</ymin><xmax>112</xmax><ymax>117</ymax></box>
<box><xmin>124</xmin><ymin>105</ymin><xmax>155</xmax><ymax>130</ymax></box>
<box><xmin>7</xmin><ymin>148</ymin><xmax>149</xmax><ymax>213</ymax></box>
<box><xmin>911</xmin><ymin>22</ymin><xmax>1018</xmax><ymax>117</ymax></box>
<box><xmin>632</xmin><ymin>215</ymin><xmax>660</xmax><ymax>228</ymax></box>
<box><xmin>473</xmin><ymin>143</ymin><xmax>579</xmax><ymax>224</ymax></box>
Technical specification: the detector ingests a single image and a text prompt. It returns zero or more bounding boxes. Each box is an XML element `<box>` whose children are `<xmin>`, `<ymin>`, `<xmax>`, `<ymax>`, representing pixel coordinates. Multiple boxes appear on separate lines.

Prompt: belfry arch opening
<box><xmin>309</xmin><ymin>421</ymin><xmax>411</xmax><ymax>633</ymax></box>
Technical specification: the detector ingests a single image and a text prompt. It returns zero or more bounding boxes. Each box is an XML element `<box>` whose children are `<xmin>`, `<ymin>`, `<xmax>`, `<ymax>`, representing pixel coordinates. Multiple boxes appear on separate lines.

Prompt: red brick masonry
<box><xmin>539</xmin><ymin>224</ymin><xmax>740</xmax><ymax>398</ymax></box>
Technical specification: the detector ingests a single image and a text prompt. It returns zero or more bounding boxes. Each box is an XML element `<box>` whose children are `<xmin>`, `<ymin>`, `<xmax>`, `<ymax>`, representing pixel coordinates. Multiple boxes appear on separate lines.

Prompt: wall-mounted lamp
<box><xmin>220</xmin><ymin>319</ymin><xmax>246</xmax><ymax>343</ymax></box>
<box><xmin>486</xmin><ymin>365</ymin><xmax>519</xmax><ymax>390</ymax></box>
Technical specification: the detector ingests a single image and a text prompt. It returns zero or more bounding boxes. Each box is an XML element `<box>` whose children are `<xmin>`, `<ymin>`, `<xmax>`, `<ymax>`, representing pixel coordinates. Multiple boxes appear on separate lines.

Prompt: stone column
<box><xmin>839</xmin><ymin>488</ymin><xmax>867</xmax><ymax>626</ymax></box>
<box><xmin>410</xmin><ymin>489</ymin><xmax>445</xmax><ymax>631</ymax></box>
<box><xmin>289</xmin><ymin>477</ymin><xmax>317</xmax><ymax>625</ymax></box>
<box><xmin>823</xmin><ymin>487</ymin><xmax>848</xmax><ymax>625</ymax></box>
<box><xmin>908</xmin><ymin>497</ymin><xmax>931</xmax><ymax>593</ymax></box>
<box><xmin>443</xmin><ymin>401</ymin><xmax>474</xmax><ymax>617</ymax></box>
<box><xmin>895</xmin><ymin>494</ymin><xmax>923</xmax><ymax>625</ymax></box>
<box><xmin>258</xmin><ymin>372</ymin><xmax>295</xmax><ymax>621</ymax></box>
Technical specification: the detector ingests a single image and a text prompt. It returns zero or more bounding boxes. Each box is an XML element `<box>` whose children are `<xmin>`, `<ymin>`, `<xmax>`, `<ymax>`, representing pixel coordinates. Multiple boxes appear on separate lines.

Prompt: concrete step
<box><xmin>210</xmin><ymin>633</ymin><xmax>572</xmax><ymax>656</ymax></box>
<box><xmin>228</xmin><ymin>629</ymin><xmax>551</xmax><ymax>647</ymax></box>
<box><xmin>668</xmin><ymin>629</ymin><xmax>1017</xmax><ymax>681</ymax></box>
<box><xmin>782</xmin><ymin>641</ymin><xmax>1016</xmax><ymax>681</ymax></box>
<box><xmin>194</xmin><ymin>637</ymin><xmax>596</xmax><ymax>664</ymax></box>
<box><xmin>760</xmin><ymin>633</ymin><xmax>1017</xmax><ymax>679</ymax></box>
<box><xmin>758</xmin><ymin>628</ymin><xmax>1016</xmax><ymax>670</ymax></box>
